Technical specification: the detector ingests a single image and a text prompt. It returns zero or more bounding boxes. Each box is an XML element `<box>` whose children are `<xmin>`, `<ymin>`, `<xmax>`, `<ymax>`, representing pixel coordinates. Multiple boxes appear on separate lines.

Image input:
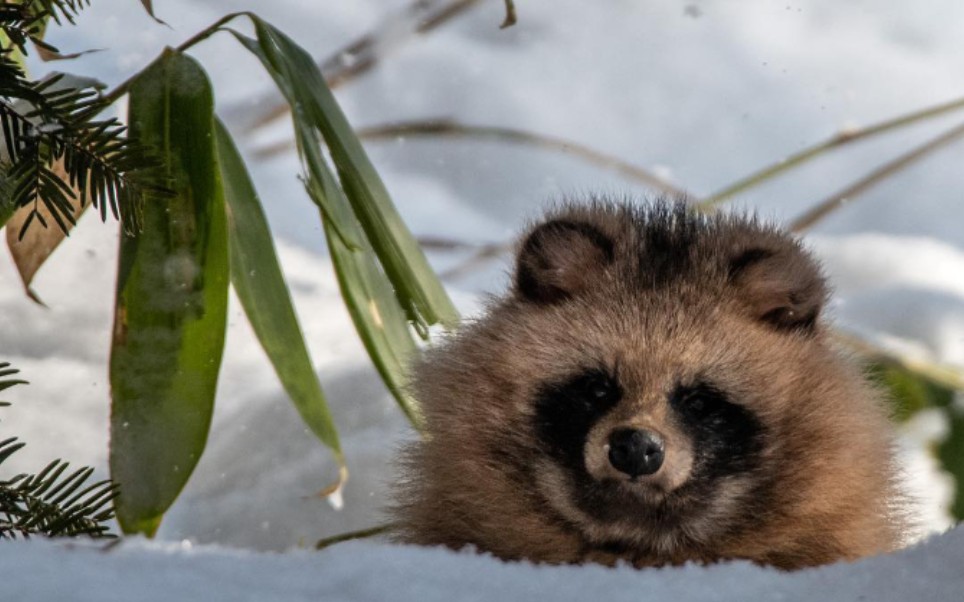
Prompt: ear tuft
<box><xmin>515</xmin><ymin>219</ymin><xmax>615</xmax><ymax>304</ymax></box>
<box><xmin>729</xmin><ymin>245</ymin><xmax>827</xmax><ymax>331</ymax></box>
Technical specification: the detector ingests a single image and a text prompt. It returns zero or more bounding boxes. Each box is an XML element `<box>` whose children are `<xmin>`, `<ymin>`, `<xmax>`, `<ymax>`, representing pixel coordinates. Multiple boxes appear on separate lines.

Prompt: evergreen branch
<box><xmin>0</xmin><ymin>84</ymin><xmax>164</xmax><ymax>236</ymax></box>
<box><xmin>0</xmin><ymin>361</ymin><xmax>28</xmax><ymax>392</ymax></box>
<box><xmin>0</xmin><ymin>362</ymin><xmax>118</xmax><ymax>540</ymax></box>
<box><xmin>0</xmin><ymin>0</ymin><xmax>92</xmax><ymax>58</ymax></box>
<box><xmin>1</xmin><ymin>460</ymin><xmax>118</xmax><ymax>538</ymax></box>
<box><xmin>0</xmin><ymin>2</ymin><xmax>163</xmax><ymax>236</ymax></box>
<box><xmin>0</xmin><ymin>3</ymin><xmax>49</xmax><ymax>57</ymax></box>
<box><xmin>30</xmin><ymin>0</ymin><xmax>92</xmax><ymax>26</ymax></box>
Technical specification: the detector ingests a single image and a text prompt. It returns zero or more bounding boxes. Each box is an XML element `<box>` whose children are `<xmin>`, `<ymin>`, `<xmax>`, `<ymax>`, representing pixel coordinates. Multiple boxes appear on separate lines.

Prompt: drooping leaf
<box><xmin>305</xmin><ymin>144</ymin><xmax>422</xmax><ymax>427</ymax></box>
<box><xmin>215</xmin><ymin>117</ymin><xmax>346</xmax><ymax>474</ymax></box>
<box><xmin>227</xmin><ymin>19</ymin><xmax>448</xmax><ymax>426</ymax></box>
<box><xmin>232</xmin><ymin>16</ymin><xmax>459</xmax><ymax>335</ymax></box>
<box><xmin>33</xmin><ymin>44</ymin><xmax>103</xmax><ymax>62</ymax></box>
<box><xmin>109</xmin><ymin>49</ymin><xmax>228</xmax><ymax>536</ymax></box>
<box><xmin>289</xmin><ymin>98</ymin><xmax>421</xmax><ymax>425</ymax></box>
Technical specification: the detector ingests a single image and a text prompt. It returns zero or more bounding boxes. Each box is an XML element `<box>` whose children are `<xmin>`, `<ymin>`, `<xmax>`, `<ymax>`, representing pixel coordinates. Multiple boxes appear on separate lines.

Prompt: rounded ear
<box><xmin>728</xmin><ymin>246</ymin><xmax>827</xmax><ymax>331</ymax></box>
<box><xmin>515</xmin><ymin>219</ymin><xmax>615</xmax><ymax>304</ymax></box>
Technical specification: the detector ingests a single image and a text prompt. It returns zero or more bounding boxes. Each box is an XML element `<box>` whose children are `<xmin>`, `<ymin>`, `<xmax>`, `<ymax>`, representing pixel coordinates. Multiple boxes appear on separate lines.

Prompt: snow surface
<box><xmin>2</xmin><ymin>0</ymin><xmax>964</xmax><ymax>597</ymax></box>
<box><xmin>3</xmin><ymin>529</ymin><xmax>964</xmax><ymax>602</ymax></box>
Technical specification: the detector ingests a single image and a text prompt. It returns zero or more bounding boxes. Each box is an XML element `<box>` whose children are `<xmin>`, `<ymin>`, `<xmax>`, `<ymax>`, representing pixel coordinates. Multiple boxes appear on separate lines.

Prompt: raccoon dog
<box><xmin>392</xmin><ymin>199</ymin><xmax>906</xmax><ymax>569</ymax></box>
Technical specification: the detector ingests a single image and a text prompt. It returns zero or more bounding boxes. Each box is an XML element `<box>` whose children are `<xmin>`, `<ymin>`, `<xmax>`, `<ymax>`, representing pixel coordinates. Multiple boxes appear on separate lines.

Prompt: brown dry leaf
<box><xmin>139</xmin><ymin>0</ymin><xmax>169</xmax><ymax>26</ymax></box>
<box><xmin>34</xmin><ymin>43</ymin><xmax>104</xmax><ymax>62</ymax></box>
<box><xmin>5</xmin><ymin>159</ymin><xmax>88</xmax><ymax>305</ymax></box>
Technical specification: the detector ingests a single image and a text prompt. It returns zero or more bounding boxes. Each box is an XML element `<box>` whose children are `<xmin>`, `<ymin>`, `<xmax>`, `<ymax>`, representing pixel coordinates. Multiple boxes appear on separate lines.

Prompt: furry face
<box><xmin>391</xmin><ymin>200</ymin><xmax>905</xmax><ymax>570</ymax></box>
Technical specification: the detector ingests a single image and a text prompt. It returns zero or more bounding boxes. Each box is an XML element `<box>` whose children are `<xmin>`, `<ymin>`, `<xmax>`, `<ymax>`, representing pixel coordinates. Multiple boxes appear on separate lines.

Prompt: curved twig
<box><xmin>698</xmin><ymin>94</ymin><xmax>964</xmax><ymax>210</ymax></box>
<box><xmin>230</xmin><ymin>0</ymin><xmax>485</xmax><ymax>132</ymax></box>
<box><xmin>255</xmin><ymin>119</ymin><xmax>687</xmax><ymax>198</ymax></box>
<box><xmin>790</xmin><ymin>121</ymin><xmax>964</xmax><ymax>232</ymax></box>
<box><xmin>315</xmin><ymin>524</ymin><xmax>393</xmax><ymax>550</ymax></box>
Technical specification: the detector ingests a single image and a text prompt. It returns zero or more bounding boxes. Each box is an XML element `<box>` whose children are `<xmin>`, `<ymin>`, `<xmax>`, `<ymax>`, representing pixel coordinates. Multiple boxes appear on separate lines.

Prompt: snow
<box><xmin>3</xmin><ymin>528</ymin><xmax>964</xmax><ymax>602</ymax></box>
<box><xmin>2</xmin><ymin>0</ymin><xmax>963</xmax><ymax>597</ymax></box>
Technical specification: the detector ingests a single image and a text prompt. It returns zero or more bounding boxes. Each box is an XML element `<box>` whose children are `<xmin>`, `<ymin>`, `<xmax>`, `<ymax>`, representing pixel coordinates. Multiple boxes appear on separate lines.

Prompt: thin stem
<box><xmin>698</xmin><ymin>94</ymin><xmax>964</xmax><ymax>210</ymax></box>
<box><xmin>789</xmin><ymin>120</ymin><xmax>964</xmax><ymax>232</ymax></box>
<box><xmin>362</xmin><ymin>120</ymin><xmax>688</xmax><ymax>196</ymax></box>
<box><xmin>98</xmin><ymin>11</ymin><xmax>251</xmax><ymax>107</ymax></box>
<box><xmin>255</xmin><ymin>119</ymin><xmax>688</xmax><ymax>198</ymax></box>
<box><xmin>417</xmin><ymin>236</ymin><xmax>510</xmax><ymax>281</ymax></box>
<box><xmin>315</xmin><ymin>524</ymin><xmax>393</xmax><ymax>550</ymax></box>
<box><xmin>232</xmin><ymin>0</ymin><xmax>484</xmax><ymax>132</ymax></box>
<box><xmin>439</xmin><ymin>243</ymin><xmax>509</xmax><ymax>281</ymax></box>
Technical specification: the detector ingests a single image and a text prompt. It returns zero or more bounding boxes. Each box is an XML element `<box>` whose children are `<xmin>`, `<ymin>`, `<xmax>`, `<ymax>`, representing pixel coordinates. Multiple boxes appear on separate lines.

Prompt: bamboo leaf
<box><xmin>306</xmin><ymin>156</ymin><xmax>422</xmax><ymax>427</ymax></box>
<box><xmin>227</xmin><ymin>21</ymin><xmax>439</xmax><ymax>426</ymax></box>
<box><xmin>234</xmin><ymin>16</ymin><xmax>459</xmax><ymax>334</ymax></box>
<box><xmin>109</xmin><ymin>49</ymin><xmax>228</xmax><ymax>536</ymax></box>
<box><xmin>214</xmin><ymin>117</ymin><xmax>345</xmax><ymax>470</ymax></box>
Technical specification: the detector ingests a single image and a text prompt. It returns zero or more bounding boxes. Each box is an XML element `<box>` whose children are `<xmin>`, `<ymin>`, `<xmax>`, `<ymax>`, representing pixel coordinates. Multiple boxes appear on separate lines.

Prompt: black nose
<box><xmin>607</xmin><ymin>428</ymin><xmax>665</xmax><ymax>477</ymax></box>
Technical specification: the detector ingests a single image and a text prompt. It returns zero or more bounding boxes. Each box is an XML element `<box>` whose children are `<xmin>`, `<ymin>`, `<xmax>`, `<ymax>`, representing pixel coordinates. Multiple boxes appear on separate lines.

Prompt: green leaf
<box><xmin>939</xmin><ymin>405</ymin><xmax>964</xmax><ymax>521</ymax></box>
<box><xmin>869</xmin><ymin>360</ymin><xmax>964</xmax><ymax>520</ymax></box>
<box><xmin>109</xmin><ymin>49</ymin><xmax>228</xmax><ymax>536</ymax></box>
<box><xmin>233</xmin><ymin>16</ymin><xmax>459</xmax><ymax>335</ymax></box>
<box><xmin>227</xmin><ymin>20</ymin><xmax>441</xmax><ymax>426</ymax></box>
<box><xmin>869</xmin><ymin>363</ymin><xmax>946</xmax><ymax>423</ymax></box>
<box><xmin>306</xmin><ymin>154</ymin><xmax>422</xmax><ymax>427</ymax></box>
<box><xmin>215</xmin><ymin>117</ymin><xmax>345</xmax><ymax>470</ymax></box>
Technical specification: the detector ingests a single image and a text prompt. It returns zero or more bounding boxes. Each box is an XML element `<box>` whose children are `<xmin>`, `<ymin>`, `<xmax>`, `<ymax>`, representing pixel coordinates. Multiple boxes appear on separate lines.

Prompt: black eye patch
<box><xmin>533</xmin><ymin>369</ymin><xmax>622</xmax><ymax>472</ymax></box>
<box><xmin>669</xmin><ymin>382</ymin><xmax>764</xmax><ymax>479</ymax></box>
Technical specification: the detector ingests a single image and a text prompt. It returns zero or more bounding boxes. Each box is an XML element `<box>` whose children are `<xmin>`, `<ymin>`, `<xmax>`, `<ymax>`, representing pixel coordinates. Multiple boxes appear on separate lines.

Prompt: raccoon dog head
<box><xmin>396</xmin><ymin>199</ymin><xmax>902</xmax><ymax>569</ymax></box>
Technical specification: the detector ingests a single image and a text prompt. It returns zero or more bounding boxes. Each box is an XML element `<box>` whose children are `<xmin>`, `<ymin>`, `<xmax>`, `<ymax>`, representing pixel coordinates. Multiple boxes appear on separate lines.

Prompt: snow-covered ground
<box><xmin>2</xmin><ymin>0</ymin><xmax>963</xmax><ymax>597</ymax></box>
<box><xmin>5</xmin><ymin>528</ymin><xmax>964</xmax><ymax>602</ymax></box>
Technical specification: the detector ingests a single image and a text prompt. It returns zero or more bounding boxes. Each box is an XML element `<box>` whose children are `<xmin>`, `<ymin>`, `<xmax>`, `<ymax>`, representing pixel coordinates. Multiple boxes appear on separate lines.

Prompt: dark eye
<box><xmin>673</xmin><ymin>384</ymin><xmax>727</xmax><ymax>423</ymax></box>
<box><xmin>586</xmin><ymin>376</ymin><xmax>616</xmax><ymax>402</ymax></box>
<box><xmin>533</xmin><ymin>369</ymin><xmax>622</xmax><ymax>468</ymax></box>
<box><xmin>546</xmin><ymin>369</ymin><xmax>622</xmax><ymax>414</ymax></box>
<box><xmin>575</xmin><ymin>372</ymin><xmax>620</xmax><ymax>407</ymax></box>
<box><xmin>685</xmin><ymin>391</ymin><xmax>709</xmax><ymax>415</ymax></box>
<box><xmin>667</xmin><ymin>381</ymin><xmax>765</xmax><ymax>477</ymax></box>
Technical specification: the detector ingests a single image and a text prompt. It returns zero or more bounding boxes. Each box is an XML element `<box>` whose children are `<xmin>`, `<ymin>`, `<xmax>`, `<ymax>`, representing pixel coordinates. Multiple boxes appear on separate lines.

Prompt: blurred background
<box><xmin>0</xmin><ymin>0</ymin><xmax>961</xmax><ymax>549</ymax></box>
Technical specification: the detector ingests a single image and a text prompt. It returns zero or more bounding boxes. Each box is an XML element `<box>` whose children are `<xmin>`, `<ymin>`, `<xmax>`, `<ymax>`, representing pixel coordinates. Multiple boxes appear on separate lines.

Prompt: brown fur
<box><xmin>391</xmin><ymin>199</ymin><xmax>907</xmax><ymax>570</ymax></box>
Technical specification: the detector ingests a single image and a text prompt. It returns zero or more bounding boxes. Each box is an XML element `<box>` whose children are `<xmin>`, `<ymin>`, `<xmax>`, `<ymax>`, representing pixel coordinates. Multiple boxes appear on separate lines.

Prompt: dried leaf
<box><xmin>33</xmin><ymin>44</ymin><xmax>104</xmax><ymax>62</ymax></box>
<box><xmin>138</xmin><ymin>0</ymin><xmax>169</xmax><ymax>26</ymax></box>
<box><xmin>5</xmin><ymin>158</ymin><xmax>88</xmax><ymax>305</ymax></box>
